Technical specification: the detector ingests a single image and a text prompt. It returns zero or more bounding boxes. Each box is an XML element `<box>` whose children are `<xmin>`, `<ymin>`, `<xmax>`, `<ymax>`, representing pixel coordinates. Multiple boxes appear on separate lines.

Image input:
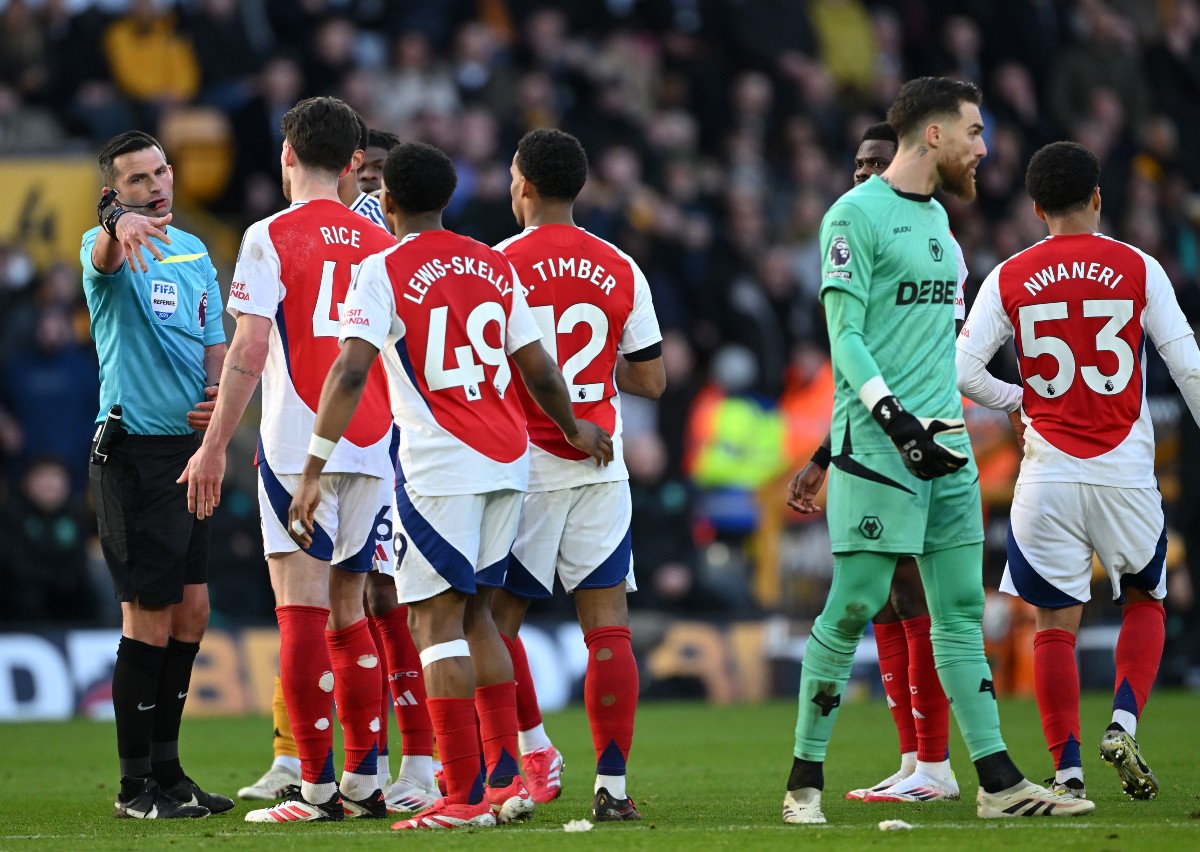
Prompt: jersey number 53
<box><xmin>1018</xmin><ymin>299</ymin><xmax>1136</xmax><ymax>398</ymax></box>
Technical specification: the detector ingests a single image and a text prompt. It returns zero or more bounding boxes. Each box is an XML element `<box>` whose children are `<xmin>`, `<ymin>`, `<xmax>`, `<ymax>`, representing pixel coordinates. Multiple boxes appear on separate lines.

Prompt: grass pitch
<box><xmin>1</xmin><ymin>692</ymin><xmax>1197</xmax><ymax>850</ymax></box>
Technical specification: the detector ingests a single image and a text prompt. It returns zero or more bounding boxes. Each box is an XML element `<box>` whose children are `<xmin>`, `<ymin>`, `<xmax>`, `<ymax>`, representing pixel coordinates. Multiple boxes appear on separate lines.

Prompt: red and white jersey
<box><xmin>952</xmin><ymin>235</ymin><xmax>968</xmax><ymax>322</ymax></box>
<box><xmin>495</xmin><ymin>225</ymin><xmax>662</xmax><ymax>492</ymax></box>
<box><xmin>229</xmin><ymin>199</ymin><xmax>396</xmax><ymax>475</ymax></box>
<box><xmin>958</xmin><ymin>232</ymin><xmax>1193</xmax><ymax>487</ymax></box>
<box><xmin>340</xmin><ymin>229</ymin><xmax>542</xmax><ymax>496</ymax></box>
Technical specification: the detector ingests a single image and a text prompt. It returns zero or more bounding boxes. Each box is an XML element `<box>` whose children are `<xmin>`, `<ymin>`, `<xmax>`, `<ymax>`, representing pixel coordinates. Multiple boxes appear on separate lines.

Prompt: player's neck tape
<box><xmin>419</xmin><ymin>639</ymin><xmax>470</xmax><ymax>668</ymax></box>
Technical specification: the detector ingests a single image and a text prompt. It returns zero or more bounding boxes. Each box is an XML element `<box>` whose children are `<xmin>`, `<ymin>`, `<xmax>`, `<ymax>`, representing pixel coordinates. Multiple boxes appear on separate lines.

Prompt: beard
<box><xmin>281</xmin><ymin>168</ymin><xmax>291</xmax><ymax>203</ymax></box>
<box><xmin>937</xmin><ymin>155</ymin><xmax>977</xmax><ymax>202</ymax></box>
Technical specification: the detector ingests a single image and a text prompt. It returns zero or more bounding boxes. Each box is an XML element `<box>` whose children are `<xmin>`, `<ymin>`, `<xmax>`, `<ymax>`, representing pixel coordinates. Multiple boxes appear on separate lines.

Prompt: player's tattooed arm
<box><xmin>178</xmin><ymin>313</ymin><xmax>271</xmax><ymax>518</ymax></box>
<box><xmin>227</xmin><ymin>362</ymin><xmax>261</xmax><ymax>379</ymax></box>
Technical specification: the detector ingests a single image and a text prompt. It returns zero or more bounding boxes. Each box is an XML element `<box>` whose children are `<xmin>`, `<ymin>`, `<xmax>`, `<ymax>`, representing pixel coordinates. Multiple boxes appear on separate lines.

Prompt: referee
<box><xmin>83</xmin><ymin>131</ymin><xmax>233</xmax><ymax>819</ymax></box>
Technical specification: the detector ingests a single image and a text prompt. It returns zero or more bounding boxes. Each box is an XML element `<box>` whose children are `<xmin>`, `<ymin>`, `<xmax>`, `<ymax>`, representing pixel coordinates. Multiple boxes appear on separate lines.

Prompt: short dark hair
<box><xmin>280</xmin><ymin>96</ymin><xmax>359</xmax><ymax>175</ymax></box>
<box><xmin>367</xmin><ymin>128</ymin><xmax>400</xmax><ymax>152</ymax></box>
<box><xmin>516</xmin><ymin>128</ymin><xmax>588</xmax><ymax>202</ymax></box>
<box><xmin>861</xmin><ymin>122</ymin><xmax>898</xmax><ymax>146</ymax></box>
<box><xmin>1025</xmin><ymin>141</ymin><xmax>1100</xmax><ymax>215</ymax></box>
<box><xmin>383</xmin><ymin>141</ymin><xmax>457</xmax><ymax>213</ymax></box>
<box><xmin>352</xmin><ymin>109</ymin><xmax>368</xmax><ymax>150</ymax></box>
<box><xmin>886</xmin><ymin>77</ymin><xmax>982</xmax><ymax>141</ymax></box>
<box><xmin>98</xmin><ymin>131</ymin><xmax>165</xmax><ymax>186</ymax></box>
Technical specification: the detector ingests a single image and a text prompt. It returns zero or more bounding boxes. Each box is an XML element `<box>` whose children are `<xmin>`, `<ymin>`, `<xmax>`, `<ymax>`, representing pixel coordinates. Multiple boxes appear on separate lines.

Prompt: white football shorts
<box><xmin>1002</xmin><ymin>480</ymin><xmax>1167</xmax><ymax>608</ymax></box>
<box><xmin>258</xmin><ymin>461</ymin><xmax>394</xmax><ymax>575</ymax></box>
<box><xmin>505</xmin><ymin>481</ymin><xmax>636</xmax><ymax>598</ymax></box>
<box><xmin>392</xmin><ymin>484</ymin><xmax>523</xmax><ymax>604</ymax></box>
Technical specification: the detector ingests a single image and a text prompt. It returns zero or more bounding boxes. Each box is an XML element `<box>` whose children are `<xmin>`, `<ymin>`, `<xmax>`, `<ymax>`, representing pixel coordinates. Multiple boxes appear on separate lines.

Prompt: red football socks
<box><xmin>501</xmin><ymin>633</ymin><xmax>543</xmax><ymax>732</ymax></box>
<box><xmin>1033</xmin><ymin>628</ymin><xmax>1081</xmax><ymax>770</ymax></box>
<box><xmin>584</xmin><ymin>626</ymin><xmax>638</xmax><ymax>775</ymax></box>
<box><xmin>327</xmin><ymin>617</ymin><xmax>381</xmax><ymax>776</ymax></box>
<box><xmin>903</xmin><ymin>615</ymin><xmax>950</xmax><ymax>763</ymax></box>
<box><xmin>427</xmin><ymin>696</ymin><xmax>483</xmax><ymax>804</ymax></box>
<box><xmin>1114</xmin><ymin>600</ymin><xmax>1166</xmax><ymax>720</ymax></box>
<box><xmin>873</xmin><ymin>620</ymin><xmax>917</xmax><ymax>756</ymax></box>
<box><xmin>375</xmin><ymin>605</ymin><xmax>435</xmax><ymax>756</ymax></box>
<box><xmin>276</xmin><ymin>605</ymin><xmax>336</xmax><ymax>784</ymax></box>
<box><xmin>475</xmin><ymin>681</ymin><xmax>520</xmax><ymax>785</ymax></box>
<box><xmin>366</xmin><ymin>615</ymin><xmax>390</xmax><ymax>757</ymax></box>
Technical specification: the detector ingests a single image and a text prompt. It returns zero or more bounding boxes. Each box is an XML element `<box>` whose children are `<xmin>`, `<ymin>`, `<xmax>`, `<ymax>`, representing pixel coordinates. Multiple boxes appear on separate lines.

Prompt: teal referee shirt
<box><xmin>81</xmin><ymin>225</ymin><xmax>226</xmax><ymax>436</ymax></box>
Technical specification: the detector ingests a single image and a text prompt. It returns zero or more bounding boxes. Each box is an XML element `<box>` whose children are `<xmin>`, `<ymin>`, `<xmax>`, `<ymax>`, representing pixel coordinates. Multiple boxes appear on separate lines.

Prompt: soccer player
<box><xmin>358</xmin><ymin>123</ymin><xmax>441</xmax><ymax>812</ymax></box>
<box><xmin>359</xmin><ymin>128</ymin><xmax>400</xmax><ymax>195</ymax></box>
<box><xmin>181</xmin><ymin>96</ymin><xmax>397</xmax><ymax>823</ymax></box>
<box><xmin>786</xmin><ymin>121</ymin><xmax>961</xmax><ymax>803</ymax></box>
<box><xmin>488</xmin><ymin>128</ymin><xmax>665</xmax><ymax>820</ymax></box>
<box><xmin>85</xmin><ymin>130</ymin><xmax>231</xmax><ymax>819</ymax></box>
<box><xmin>237</xmin><ymin>121</ymin><xmax>439</xmax><ymax>809</ymax></box>
<box><xmin>289</xmin><ymin>141</ymin><xmax>613</xmax><ymax>830</ymax></box>
<box><xmin>782</xmin><ymin>77</ymin><xmax>1095</xmax><ymax>825</ymax></box>
<box><xmin>957</xmin><ymin>140</ymin><xmax>1200</xmax><ymax>801</ymax></box>
<box><xmin>342</xmin><ymin>111</ymin><xmax>388</xmax><ymax>229</ymax></box>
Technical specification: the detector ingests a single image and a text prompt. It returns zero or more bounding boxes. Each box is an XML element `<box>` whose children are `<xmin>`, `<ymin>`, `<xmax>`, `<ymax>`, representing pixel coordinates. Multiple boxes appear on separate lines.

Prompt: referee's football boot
<box><xmin>976</xmin><ymin>778</ymin><xmax>1095</xmax><ymax>818</ymax></box>
<box><xmin>245</xmin><ymin>788</ymin><xmax>345</xmax><ymax>823</ymax></box>
<box><xmin>114</xmin><ymin>777</ymin><xmax>210</xmax><ymax>819</ymax></box>
<box><xmin>593</xmin><ymin>787</ymin><xmax>642</xmax><ymax>821</ymax></box>
<box><xmin>1099</xmin><ymin>724</ymin><xmax>1159</xmax><ymax>800</ymax></box>
<box><xmin>164</xmin><ymin>775</ymin><xmax>235</xmax><ymax>814</ymax></box>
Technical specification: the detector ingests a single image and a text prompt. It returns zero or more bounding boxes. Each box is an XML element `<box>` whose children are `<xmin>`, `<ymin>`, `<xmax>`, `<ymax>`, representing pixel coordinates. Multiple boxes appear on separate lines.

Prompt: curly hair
<box><xmin>1025</xmin><ymin>141</ymin><xmax>1100</xmax><ymax>216</ymax></box>
<box><xmin>886</xmin><ymin>77</ymin><xmax>982</xmax><ymax>141</ymax></box>
<box><xmin>382</xmin><ymin>141</ymin><xmax>457</xmax><ymax>213</ymax></box>
<box><xmin>516</xmin><ymin>128</ymin><xmax>588</xmax><ymax>202</ymax></box>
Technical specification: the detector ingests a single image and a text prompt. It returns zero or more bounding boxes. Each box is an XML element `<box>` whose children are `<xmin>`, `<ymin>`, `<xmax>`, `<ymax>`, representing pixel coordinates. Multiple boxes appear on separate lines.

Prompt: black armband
<box><xmin>809</xmin><ymin>444</ymin><xmax>831</xmax><ymax>470</ymax></box>
<box><xmin>97</xmin><ymin>188</ymin><xmax>126</xmax><ymax>240</ymax></box>
<box><xmin>623</xmin><ymin>341</ymin><xmax>662</xmax><ymax>362</ymax></box>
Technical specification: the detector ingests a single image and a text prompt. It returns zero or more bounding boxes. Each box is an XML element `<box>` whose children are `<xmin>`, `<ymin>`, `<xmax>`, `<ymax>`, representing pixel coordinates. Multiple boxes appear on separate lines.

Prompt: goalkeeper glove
<box><xmin>871</xmin><ymin>395</ymin><xmax>968</xmax><ymax>480</ymax></box>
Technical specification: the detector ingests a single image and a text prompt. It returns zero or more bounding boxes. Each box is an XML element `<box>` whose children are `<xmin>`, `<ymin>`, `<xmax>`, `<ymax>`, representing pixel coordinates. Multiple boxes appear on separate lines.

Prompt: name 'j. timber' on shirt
<box><xmin>494</xmin><ymin>224</ymin><xmax>663</xmax><ymax>492</ymax></box>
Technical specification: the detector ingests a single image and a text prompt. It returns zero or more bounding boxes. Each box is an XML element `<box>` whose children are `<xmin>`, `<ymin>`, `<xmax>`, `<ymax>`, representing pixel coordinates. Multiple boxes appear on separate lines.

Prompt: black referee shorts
<box><xmin>89</xmin><ymin>433</ymin><xmax>210</xmax><ymax>606</ymax></box>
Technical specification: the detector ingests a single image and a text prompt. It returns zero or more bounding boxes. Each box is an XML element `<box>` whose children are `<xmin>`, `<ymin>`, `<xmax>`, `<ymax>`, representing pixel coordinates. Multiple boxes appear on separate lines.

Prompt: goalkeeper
<box><xmin>782</xmin><ymin>77</ymin><xmax>1094</xmax><ymax>824</ymax></box>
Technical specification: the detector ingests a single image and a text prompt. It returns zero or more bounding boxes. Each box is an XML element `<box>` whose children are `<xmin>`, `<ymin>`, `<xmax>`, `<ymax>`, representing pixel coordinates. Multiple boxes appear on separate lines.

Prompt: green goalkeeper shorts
<box><xmin>825</xmin><ymin>444</ymin><xmax>983</xmax><ymax>555</ymax></box>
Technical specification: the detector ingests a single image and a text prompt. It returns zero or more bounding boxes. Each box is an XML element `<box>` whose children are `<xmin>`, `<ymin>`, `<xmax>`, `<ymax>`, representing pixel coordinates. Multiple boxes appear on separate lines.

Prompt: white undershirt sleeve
<box><xmin>956</xmin><ymin>348</ymin><xmax>1024</xmax><ymax>412</ymax></box>
<box><xmin>1158</xmin><ymin>334</ymin><xmax>1200</xmax><ymax>427</ymax></box>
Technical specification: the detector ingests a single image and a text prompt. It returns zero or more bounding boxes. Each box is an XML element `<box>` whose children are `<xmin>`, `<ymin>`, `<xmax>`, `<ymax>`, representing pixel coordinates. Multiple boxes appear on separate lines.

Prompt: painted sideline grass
<box><xmin>1</xmin><ymin>692</ymin><xmax>1197</xmax><ymax>850</ymax></box>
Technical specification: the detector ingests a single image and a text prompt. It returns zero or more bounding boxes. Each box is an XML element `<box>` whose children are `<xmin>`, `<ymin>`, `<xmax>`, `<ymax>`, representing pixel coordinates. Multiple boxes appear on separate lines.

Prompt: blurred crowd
<box><xmin>1</xmin><ymin>0</ymin><xmax>1199</xmax><ymax>681</ymax></box>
